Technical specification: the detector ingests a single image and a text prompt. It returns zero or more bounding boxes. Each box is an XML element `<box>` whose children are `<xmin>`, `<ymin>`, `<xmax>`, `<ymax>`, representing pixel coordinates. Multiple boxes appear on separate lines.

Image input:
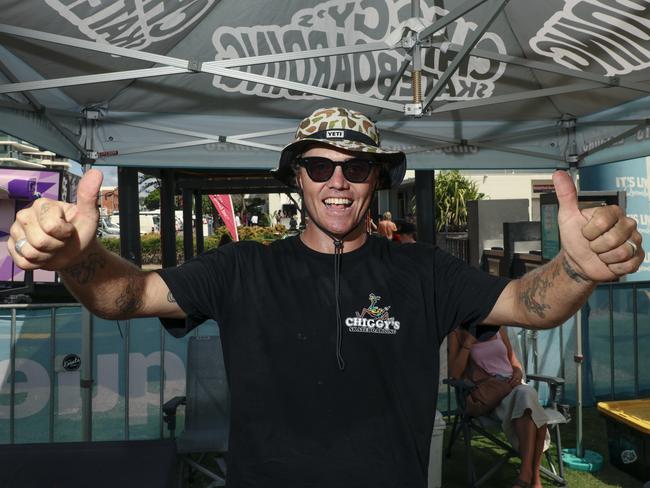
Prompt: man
<box><xmin>8</xmin><ymin>107</ymin><xmax>644</xmax><ymax>488</ymax></box>
<box><xmin>395</xmin><ymin>219</ymin><xmax>417</xmax><ymax>244</ymax></box>
<box><xmin>377</xmin><ymin>210</ymin><xmax>397</xmax><ymax>239</ymax></box>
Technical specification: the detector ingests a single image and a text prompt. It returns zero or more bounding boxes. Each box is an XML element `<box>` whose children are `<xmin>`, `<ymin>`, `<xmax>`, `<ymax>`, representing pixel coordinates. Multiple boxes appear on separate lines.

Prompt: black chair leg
<box><xmin>462</xmin><ymin>418</ymin><xmax>476</xmax><ymax>487</ymax></box>
<box><xmin>446</xmin><ymin>412</ymin><xmax>461</xmax><ymax>458</ymax></box>
<box><xmin>554</xmin><ymin>425</ymin><xmax>566</xmax><ymax>483</ymax></box>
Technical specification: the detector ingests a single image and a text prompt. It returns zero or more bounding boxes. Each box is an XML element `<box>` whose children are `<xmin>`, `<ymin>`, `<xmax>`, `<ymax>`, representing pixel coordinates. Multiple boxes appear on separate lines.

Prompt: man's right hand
<box><xmin>8</xmin><ymin>169</ymin><xmax>104</xmax><ymax>272</ymax></box>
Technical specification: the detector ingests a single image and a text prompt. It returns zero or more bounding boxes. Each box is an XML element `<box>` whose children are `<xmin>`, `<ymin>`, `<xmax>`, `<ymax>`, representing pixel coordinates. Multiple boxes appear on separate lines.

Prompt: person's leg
<box><xmin>512</xmin><ymin>409</ymin><xmax>536</xmax><ymax>487</ymax></box>
<box><xmin>530</xmin><ymin>424</ymin><xmax>548</xmax><ymax>488</ymax></box>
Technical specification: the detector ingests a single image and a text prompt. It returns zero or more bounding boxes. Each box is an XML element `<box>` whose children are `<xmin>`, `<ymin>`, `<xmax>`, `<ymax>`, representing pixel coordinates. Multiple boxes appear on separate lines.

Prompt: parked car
<box><xmin>97</xmin><ymin>216</ymin><xmax>120</xmax><ymax>238</ymax></box>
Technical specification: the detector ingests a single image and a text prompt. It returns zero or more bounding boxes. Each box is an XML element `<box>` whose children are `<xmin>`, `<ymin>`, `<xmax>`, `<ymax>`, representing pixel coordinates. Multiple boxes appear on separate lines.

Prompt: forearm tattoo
<box><xmin>562</xmin><ymin>256</ymin><xmax>587</xmax><ymax>283</ymax></box>
<box><xmin>167</xmin><ymin>291</ymin><xmax>176</xmax><ymax>303</ymax></box>
<box><xmin>62</xmin><ymin>253</ymin><xmax>106</xmax><ymax>284</ymax></box>
<box><xmin>519</xmin><ymin>259</ymin><xmax>561</xmax><ymax>319</ymax></box>
<box><xmin>115</xmin><ymin>276</ymin><xmax>144</xmax><ymax>317</ymax></box>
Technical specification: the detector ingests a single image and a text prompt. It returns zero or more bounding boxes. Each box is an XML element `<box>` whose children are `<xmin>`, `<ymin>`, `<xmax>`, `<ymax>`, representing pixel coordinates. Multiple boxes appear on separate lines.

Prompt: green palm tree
<box><xmin>435</xmin><ymin>170</ymin><xmax>484</xmax><ymax>232</ymax></box>
<box><xmin>410</xmin><ymin>171</ymin><xmax>485</xmax><ymax>232</ymax></box>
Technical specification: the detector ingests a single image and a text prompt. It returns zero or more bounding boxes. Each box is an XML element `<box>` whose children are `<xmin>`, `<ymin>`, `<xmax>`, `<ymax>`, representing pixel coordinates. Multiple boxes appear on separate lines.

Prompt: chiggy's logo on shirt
<box><xmin>346</xmin><ymin>293</ymin><xmax>400</xmax><ymax>335</ymax></box>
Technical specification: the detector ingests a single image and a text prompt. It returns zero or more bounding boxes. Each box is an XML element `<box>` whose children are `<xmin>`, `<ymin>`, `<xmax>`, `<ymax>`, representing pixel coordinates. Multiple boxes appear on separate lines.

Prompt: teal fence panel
<box><xmin>0</xmin><ymin>281</ymin><xmax>647</xmax><ymax>443</ymax></box>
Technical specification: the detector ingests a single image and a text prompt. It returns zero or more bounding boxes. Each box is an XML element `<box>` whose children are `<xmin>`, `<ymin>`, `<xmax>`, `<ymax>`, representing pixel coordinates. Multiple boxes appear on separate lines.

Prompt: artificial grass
<box><xmin>441</xmin><ymin>407</ymin><xmax>644</xmax><ymax>487</ymax></box>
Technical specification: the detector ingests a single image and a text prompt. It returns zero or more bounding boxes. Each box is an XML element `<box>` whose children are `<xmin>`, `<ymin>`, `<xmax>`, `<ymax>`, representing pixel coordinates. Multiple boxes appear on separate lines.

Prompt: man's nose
<box><xmin>328</xmin><ymin>165</ymin><xmax>349</xmax><ymax>188</ymax></box>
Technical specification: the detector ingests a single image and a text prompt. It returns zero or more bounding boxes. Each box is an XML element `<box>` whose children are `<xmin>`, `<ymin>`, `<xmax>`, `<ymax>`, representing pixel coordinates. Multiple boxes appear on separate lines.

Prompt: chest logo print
<box><xmin>346</xmin><ymin>293</ymin><xmax>401</xmax><ymax>335</ymax></box>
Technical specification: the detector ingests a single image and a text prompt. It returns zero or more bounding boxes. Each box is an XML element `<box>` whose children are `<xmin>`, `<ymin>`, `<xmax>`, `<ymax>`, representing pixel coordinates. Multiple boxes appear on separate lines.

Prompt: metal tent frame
<box><xmin>1</xmin><ymin>0</ymin><xmax>648</xmax><ymax>168</ymax></box>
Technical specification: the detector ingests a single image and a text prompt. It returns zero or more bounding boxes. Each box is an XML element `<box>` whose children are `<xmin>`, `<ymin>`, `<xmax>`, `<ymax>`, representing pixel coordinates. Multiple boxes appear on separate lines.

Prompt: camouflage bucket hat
<box><xmin>273</xmin><ymin>107</ymin><xmax>406</xmax><ymax>190</ymax></box>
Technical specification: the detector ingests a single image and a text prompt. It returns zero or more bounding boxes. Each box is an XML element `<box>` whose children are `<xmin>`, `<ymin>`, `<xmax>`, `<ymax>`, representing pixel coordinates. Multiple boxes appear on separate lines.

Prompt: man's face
<box><xmin>297</xmin><ymin>145</ymin><xmax>378</xmax><ymax>238</ymax></box>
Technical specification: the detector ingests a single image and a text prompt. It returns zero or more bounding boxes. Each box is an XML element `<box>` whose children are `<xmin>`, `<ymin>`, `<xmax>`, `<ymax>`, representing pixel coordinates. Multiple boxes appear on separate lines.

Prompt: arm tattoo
<box><xmin>40</xmin><ymin>203</ymin><xmax>51</xmax><ymax>216</ymax></box>
<box><xmin>62</xmin><ymin>253</ymin><xmax>106</xmax><ymax>284</ymax></box>
<box><xmin>562</xmin><ymin>256</ymin><xmax>587</xmax><ymax>283</ymax></box>
<box><xmin>519</xmin><ymin>259</ymin><xmax>561</xmax><ymax>319</ymax></box>
<box><xmin>167</xmin><ymin>291</ymin><xmax>176</xmax><ymax>303</ymax></box>
<box><xmin>115</xmin><ymin>276</ymin><xmax>144</xmax><ymax>317</ymax></box>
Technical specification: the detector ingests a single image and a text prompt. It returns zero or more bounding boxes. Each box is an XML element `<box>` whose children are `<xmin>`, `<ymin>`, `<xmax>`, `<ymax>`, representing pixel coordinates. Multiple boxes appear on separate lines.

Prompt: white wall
<box><xmin>462</xmin><ymin>170</ymin><xmax>555</xmax><ymax>221</ymax></box>
<box><xmin>268</xmin><ymin>192</ymin><xmax>303</xmax><ymax>227</ymax></box>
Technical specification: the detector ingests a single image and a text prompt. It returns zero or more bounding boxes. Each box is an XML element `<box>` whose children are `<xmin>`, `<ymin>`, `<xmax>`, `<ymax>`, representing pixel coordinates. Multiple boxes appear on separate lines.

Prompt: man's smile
<box><xmin>323</xmin><ymin>197</ymin><xmax>353</xmax><ymax>209</ymax></box>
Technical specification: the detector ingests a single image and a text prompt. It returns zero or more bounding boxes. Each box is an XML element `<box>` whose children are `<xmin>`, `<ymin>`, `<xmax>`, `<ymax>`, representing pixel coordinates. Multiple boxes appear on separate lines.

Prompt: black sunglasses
<box><xmin>296</xmin><ymin>157</ymin><xmax>376</xmax><ymax>183</ymax></box>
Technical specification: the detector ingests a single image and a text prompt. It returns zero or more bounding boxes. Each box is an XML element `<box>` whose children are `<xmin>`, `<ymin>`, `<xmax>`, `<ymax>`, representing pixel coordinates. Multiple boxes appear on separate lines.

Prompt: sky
<box><xmin>69</xmin><ymin>161</ymin><xmax>118</xmax><ymax>187</ymax></box>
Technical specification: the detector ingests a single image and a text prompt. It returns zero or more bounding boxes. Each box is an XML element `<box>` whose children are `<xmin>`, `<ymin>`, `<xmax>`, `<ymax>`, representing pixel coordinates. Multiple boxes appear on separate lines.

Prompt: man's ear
<box><xmin>296</xmin><ymin>173</ymin><xmax>303</xmax><ymax>191</ymax></box>
<box><xmin>294</xmin><ymin>171</ymin><xmax>304</xmax><ymax>194</ymax></box>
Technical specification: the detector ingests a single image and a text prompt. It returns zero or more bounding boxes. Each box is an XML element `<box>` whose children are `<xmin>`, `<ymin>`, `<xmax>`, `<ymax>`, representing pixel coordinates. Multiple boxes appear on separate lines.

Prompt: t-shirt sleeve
<box><xmin>433</xmin><ymin>247</ymin><xmax>510</xmax><ymax>340</ymax></box>
<box><xmin>155</xmin><ymin>246</ymin><xmax>235</xmax><ymax>337</ymax></box>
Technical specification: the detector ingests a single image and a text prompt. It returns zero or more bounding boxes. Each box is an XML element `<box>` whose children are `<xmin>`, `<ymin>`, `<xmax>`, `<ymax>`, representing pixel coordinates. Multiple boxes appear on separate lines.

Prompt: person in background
<box><xmin>394</xmin><ymin>219</ymin><xmax>416</xmax><ymax>243</ymax></box>
<box><xmin>377</xmin><ymin>210</ymin><xmax>397</xmax><ymax>240</ymax></box>
<box><xmin>449</xmin><ymin>326</ymin><xmax>549</xmax><ymax>488</ymax></box>
<box><xmin>366</xmin><ymin>210</ymin><xmax>377</xmax><ymax>235</ymax></box>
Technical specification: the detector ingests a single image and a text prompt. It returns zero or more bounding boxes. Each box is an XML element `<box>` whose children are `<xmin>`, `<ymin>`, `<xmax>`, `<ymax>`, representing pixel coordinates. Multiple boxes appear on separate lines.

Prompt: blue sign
<box><xmin>580</xmin><ymin>157</ymin><xmax>650</xmax><ymax>282</ymax></box>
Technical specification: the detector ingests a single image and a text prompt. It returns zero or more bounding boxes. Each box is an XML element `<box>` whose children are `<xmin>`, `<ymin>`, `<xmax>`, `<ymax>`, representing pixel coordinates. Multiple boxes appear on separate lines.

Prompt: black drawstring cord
<box><xmin>296</xmin><ymin>186</ymin><xmax>368</xmax><ymax>371</ymax></box>
<box><xmin>333</xmin><ymin>239</ymin><xmax>345</xmax><ymax>370</ymax></box>
<box><xmin>302</xmin><ymin>212</ymin><xmax>361</xmax><ymax>371</ymax></box>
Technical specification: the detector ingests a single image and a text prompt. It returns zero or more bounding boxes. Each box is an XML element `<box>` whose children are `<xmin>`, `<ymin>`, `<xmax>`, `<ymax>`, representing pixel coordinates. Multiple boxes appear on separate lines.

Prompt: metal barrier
<box><xmin>436</xmin><ymin>232</ymin><xmax>469</xmax><ymax>263</ymax></box>
<box><xmin>1</xmin><ymin>278</ymin><xmax>648</xmax><ymax>443</ymax></box>
<box><xmin>1</xmin><ymin>303</ymin><xmax>80</xmax><ymax>444</ymax></box>
<box><xmin>0</xmin><ymin>303</ymin><xmax>220</xmax><ymax>445</ymax></box>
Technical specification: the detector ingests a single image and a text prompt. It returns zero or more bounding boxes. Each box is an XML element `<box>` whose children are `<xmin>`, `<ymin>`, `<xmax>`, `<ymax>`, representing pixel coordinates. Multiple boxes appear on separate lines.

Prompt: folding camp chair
<box><xmin>163</xmin><ymin>335</ymin><xmax>230</xmax><ymax>487</ymax></box>
<box><xmin>444</xmin><ymin>374</ymin><xmax>570</xmax><ymax>487</ymax></box>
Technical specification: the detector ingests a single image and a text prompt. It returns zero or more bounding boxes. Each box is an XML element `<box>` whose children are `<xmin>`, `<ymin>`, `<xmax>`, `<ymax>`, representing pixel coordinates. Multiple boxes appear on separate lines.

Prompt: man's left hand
<box><xmin>554</xmin><ymin>170</ymin><xmax>644</xmax><ymax>282</ymax></box>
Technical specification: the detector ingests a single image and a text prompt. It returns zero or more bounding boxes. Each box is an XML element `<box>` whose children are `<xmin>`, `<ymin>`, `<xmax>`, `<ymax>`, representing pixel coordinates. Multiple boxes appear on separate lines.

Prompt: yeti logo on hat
<box><xmin>326</xmin><ymin>130</ymin><xmax>345</xmax><ymax>139</ymax></box>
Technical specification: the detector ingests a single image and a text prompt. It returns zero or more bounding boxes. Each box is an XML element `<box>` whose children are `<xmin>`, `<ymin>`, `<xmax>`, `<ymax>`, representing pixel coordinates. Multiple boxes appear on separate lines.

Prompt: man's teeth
<box><xmin>324</xmin><ymin>198</ymin><xmax>352</xmax><ymax>207</ymax></box>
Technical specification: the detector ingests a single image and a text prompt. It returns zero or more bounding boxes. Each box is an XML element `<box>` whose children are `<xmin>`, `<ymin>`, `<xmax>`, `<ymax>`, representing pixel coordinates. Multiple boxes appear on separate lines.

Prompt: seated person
<box><xmin>448</xmin><ymin>325</ymin><xmax>550</xmax><ymax>488</ymax></box>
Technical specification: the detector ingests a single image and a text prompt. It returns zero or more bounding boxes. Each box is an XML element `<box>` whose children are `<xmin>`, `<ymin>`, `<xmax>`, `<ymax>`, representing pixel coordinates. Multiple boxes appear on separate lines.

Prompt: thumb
<box><xmin>553</xmin><ymin>170</ymin><xmax>580</xmax><ymax>219</ymax></box>
<box><xmin>73</xmin><ymin>169</ymin><xmax>103</xmax><ymax>222</ymax></box>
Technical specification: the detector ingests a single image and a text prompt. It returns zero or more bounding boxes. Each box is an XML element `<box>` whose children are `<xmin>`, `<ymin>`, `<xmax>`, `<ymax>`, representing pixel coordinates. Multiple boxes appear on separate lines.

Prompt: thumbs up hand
<box><xmin>553</xmin><ymin>170</ymin><xmax>644</xmax><ymax>282</ymax></box>
<box><xmin>9</xmin><ymin>169</ymin><xmax>104</xmax><ymax>271</ymax></box>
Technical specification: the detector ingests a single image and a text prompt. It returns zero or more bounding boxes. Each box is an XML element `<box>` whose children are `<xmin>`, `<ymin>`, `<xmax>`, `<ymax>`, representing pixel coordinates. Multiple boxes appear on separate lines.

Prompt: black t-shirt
<box><xmin>157</xmin><ymin>235</ymin><xmax>509</xmax><ymax>488</ymax></box>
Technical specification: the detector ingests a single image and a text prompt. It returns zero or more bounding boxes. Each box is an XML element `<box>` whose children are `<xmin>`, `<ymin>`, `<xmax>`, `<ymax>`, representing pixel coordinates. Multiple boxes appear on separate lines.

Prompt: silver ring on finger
<box><xmin>15</xmin><ymin>238</ymin><xmax>28</xmax><ymax>257</ymax></box>
<box><xmin>625</xmin><ymin>239</ymin><xmax>638</xmax><ymax>258</ymax></box>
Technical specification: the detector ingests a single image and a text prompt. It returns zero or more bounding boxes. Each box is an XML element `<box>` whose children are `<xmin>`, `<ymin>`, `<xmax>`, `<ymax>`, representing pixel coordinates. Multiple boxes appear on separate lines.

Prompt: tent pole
<box><xmin>423</xmin><ymin>0</ymin><xmax>509</xmax><ymax>111</ymax></box>
<box><xmin>578</xmin><ymin>120</ymin><xmax>649</xmax><ymax>160</ymax></box>
<box><xmin>160</xmin><ymin>170</ymin><xmax>177</xmax><ymax>268</ymax></box>
<box><xmin>183</xmin><ymin>188</ymin><xmax>194</xmax><ymax>262</ymax></box>
<box><xmin>80</xmin><ymin>161</ymin><xmax>94</xmax><ymax>442</ymax></box>
<box><xmin>430</xmin><ymin>82</ymin><xmax>603</xmax><ymax>114</ymax></box>
<box><xmin>195</xmin><ymin>191</ymin><xmax>205</xmax><ymax>254</ymax></box>
<box><xmin>384</xmin><ymin>127</ymin><xmax>561</xmax><ymax>162</ymax></box>
<box><xmin>415</xmin><ymin>170</ymin><xmax>435</xmax><ymax>245</ymax></box>
<box><xmin>0</xmin><ymin>58</ymin><xmax>85</xmax><ymax>156</ymax></box>
<box><xmin>118</xmin><ymin>168</ymin><xmax>142</xmax><ymax>266</ymax></box>
<box><xmin>433</xmin><ymin>42</ymin><xmax>650</xmax><ymax>95</ymax></box>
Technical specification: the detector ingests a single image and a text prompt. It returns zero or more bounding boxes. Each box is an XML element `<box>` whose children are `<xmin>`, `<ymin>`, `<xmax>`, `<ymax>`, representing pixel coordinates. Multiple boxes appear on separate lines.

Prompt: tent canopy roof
<box><xmin>1</xmin><ymin>0</ymin><xmax>649</xmax><ymax>171</ymax></box>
